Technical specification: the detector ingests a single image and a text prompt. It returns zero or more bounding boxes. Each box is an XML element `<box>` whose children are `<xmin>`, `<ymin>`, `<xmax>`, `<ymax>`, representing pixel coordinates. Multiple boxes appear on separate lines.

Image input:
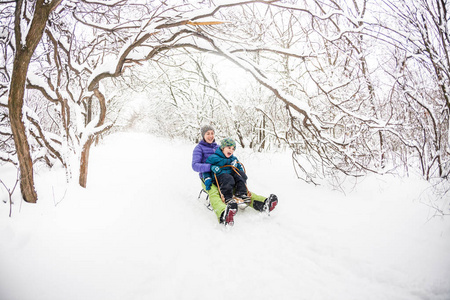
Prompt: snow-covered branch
<box><xmin>197</xmin><ymin>32</ymin><xmax>322</xmax><ymax>131</ymax></box>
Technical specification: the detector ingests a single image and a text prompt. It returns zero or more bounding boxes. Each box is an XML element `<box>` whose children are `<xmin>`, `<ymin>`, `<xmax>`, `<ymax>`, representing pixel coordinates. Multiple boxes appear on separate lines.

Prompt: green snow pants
<box><xmin>201</xmin><ymin>181</ymin><xmax>267</xmax><ymax>222</ymax></box>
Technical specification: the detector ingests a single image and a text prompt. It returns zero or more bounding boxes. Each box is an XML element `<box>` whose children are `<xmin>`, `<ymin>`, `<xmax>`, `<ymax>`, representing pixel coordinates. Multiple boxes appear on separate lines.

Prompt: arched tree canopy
<box><xmin>0</xmin><ymin>0</ymin><xmax>449</xmax><ymax>201</ymax></box>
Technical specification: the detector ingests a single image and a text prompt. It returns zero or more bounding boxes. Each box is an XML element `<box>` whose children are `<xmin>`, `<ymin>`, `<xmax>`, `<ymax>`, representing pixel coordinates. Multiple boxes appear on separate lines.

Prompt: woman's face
<box><xmin>204</xmin><ymin>130</ymin><xmax>215</xmax><ymax>144</ymax></box>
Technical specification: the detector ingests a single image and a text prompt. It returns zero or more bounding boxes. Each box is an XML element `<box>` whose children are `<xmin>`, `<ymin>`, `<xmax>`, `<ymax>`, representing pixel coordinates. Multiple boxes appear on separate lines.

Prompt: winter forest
<box><xmin>1</xmin><ymin>0</ymin><xmax>450</xmax><ymax>299</ymax></box>
<box><xmin>1</xmin><ymin>0</ymin><xmax>450</xmax><ymax>206</ymax></box>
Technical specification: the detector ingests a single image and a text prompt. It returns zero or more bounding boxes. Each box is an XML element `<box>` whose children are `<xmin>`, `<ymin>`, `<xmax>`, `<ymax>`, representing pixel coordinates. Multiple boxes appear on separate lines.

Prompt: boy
<box><xmin>203</xmin><ymin>138</ymin><xmax>249</xmax><ymax>203</ymax></box>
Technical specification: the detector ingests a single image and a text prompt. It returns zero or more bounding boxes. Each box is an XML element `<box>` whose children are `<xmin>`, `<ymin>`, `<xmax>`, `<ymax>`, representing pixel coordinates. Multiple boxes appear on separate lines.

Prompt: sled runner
<box><xmin>197</xmin><ymin>189</ymin><xmax>213</xmax><ymax>211</ymax></box>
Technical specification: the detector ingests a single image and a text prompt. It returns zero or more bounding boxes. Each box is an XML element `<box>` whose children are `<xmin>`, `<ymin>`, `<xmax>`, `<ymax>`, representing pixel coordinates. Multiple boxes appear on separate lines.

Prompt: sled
<box><xmin>198</xmin><ymin>162</ymin><xmax>252</xmax><ymax>211</ymax></box>
<box><xmin>232</xmin><ymin>195</ymin><xmax>251</xmax><ymax>210</ymax></box>
<box><xmin>213</xmin><ymin>163</ymin><xmax>252</xmax><ymax>209</ymax></box>
<box><xmin>197</xmin><ymin>189</ymin><xmax>250</xmax><ymax>211</ymax></box>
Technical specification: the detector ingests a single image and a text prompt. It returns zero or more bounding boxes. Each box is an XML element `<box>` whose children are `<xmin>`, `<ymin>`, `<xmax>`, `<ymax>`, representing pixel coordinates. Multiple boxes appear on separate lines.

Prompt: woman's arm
<box><xmin>192</xmin><ymin>145</ymin><xmax>212</xmax><ymax>173</ymax></box>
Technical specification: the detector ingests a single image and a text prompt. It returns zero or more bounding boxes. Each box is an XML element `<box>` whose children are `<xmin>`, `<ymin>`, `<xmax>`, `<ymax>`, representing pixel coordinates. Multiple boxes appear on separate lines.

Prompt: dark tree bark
<box><xmin>7</xmin><ymin>0</ymin><xmax>61</xmax><ymax>202</ymax></box>
<box><xmin>79</xmin><ymin>88</ymin><xmax>108</xmax><ymax>188</ymax></box>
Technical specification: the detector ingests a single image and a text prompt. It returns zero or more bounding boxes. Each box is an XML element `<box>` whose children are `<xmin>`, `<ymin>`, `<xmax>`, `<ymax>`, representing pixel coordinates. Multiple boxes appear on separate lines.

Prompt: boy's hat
<box><xmin>220</xmin><ymin>138</ymin><xmax>236</xmax><ymax>149</ymax></box>
<box><xmin>201</xmin><ymin>125</ymin><xmax>214</xmax><ymax>139</ymax></box>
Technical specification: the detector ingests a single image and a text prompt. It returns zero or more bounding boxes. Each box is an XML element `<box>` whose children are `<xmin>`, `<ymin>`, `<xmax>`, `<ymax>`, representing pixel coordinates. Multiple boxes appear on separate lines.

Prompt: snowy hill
<box><xmin>1</xmin><ymin>132</ymin><xmax>449</xmax><ymax>300</ymax></box>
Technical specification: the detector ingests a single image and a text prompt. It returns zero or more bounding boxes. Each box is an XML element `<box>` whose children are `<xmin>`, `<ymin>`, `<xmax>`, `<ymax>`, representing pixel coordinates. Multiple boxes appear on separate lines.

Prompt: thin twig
<box><xmin>0</xmin><ymin>168</ymin><xmax>20</xmax><ymax>217</ymax></box>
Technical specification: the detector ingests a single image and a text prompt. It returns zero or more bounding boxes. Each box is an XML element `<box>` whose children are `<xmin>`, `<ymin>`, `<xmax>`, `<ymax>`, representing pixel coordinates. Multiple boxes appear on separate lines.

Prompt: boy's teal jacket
<box><xmin>205</xmin><ymin>147</ymin><xmax>243</xmax><ymax>176</ymax></box>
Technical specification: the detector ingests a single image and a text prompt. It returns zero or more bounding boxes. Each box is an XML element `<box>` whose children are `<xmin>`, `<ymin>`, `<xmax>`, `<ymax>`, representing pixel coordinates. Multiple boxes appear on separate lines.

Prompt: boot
<box><xmin>221</xmin><ymin>200</ymin><xmax>238</xmax><ymax>226</ymax></box>
<box><xmin>263</xmin><ymin>194</ymin><xmax>278</xmax><ymax>213</ymax></box>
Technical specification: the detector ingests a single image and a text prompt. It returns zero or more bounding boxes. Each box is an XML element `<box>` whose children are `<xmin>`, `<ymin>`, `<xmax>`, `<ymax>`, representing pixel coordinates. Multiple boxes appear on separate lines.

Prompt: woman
<box><xmin>191</xmin><ymin>125</ymin><xmax>278</xmax><ymax>226</ymax></box>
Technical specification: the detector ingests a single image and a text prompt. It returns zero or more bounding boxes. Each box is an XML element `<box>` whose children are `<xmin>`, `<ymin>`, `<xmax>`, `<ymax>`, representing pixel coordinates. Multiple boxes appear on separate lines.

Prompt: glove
<box><xmin>204</xmin><ymin>177</ymin><xmax>212</xmax><ymax>191</ymax></box>
<box><xmin>232</xmin><ymin>159</ymin><xmax>243</xmax><ymax>171</ymax></box>
<box><xmin>211</xmin><ymin>165</ymin><xmax>221</xmax><ymax>175</ymax></box>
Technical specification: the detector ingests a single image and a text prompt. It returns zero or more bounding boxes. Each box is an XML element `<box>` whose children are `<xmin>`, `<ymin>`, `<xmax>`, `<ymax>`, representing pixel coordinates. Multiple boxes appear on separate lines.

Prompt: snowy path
<box><xmin>1</xmin><ymin>132</ymin><xmax>449</xmax><ymax>300</ymax></box>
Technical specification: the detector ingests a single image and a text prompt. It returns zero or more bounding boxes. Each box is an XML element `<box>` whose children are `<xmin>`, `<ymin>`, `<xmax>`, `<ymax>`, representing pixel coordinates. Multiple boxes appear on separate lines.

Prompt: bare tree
<box><xmin>11</xmin><ymin>0</ymin><xmax>281</xmax><ymax>190</ymax></box>
<box><xmin>3</xmin><ymin>0</ymin><xmax>448</xmax><ymax>205</ymax></box>
<box><xmin>369</xmin><ymin>0</ymin><xmax>450</xmax><ymax>180</ymax></box>
<box><xmin>7</xmin><ymin>0</ymin><xmax>61</xmax><ymax>203</ymax></box>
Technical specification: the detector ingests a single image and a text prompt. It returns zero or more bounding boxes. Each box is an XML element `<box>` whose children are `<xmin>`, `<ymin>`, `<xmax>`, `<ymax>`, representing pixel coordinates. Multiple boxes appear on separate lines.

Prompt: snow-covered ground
<box><xmin>1</xmin><ymin>132</ymin><xmax>449</xmax><ymax>300</ymax></box>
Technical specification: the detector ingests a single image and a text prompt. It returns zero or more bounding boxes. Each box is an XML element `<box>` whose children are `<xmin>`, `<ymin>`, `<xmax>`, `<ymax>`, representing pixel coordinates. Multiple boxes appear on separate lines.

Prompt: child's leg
<box><xmin>202</xmin><ymin>181</ymin><xmax>226</xmax><ymax>222</ymax></box>
<box><xmin>216</xmin><ymin>173</ymin><xmax>235</xmax><ymax>200</ymax></box>
<box><xmin>233</xmin><ymin>170</ymin><xmax>248</xmax><ymax>196</ymax></box>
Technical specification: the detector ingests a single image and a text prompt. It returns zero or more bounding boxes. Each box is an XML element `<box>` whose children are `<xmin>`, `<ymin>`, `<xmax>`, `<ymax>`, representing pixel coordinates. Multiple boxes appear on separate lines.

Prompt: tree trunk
<box><xmin>79</xmin><ymin>138</ymin><xmax>93</xmax><ymax>188</ymax></box>
<box><xmin>78</xmin><ymin>88</ymin><xmax>108</xmax><ymax>188</ymax></box>
<box><xmin>7</xmin><ymin>0</ymin><xmax>61</xmax><ymax>202</ymax></box>
<box><xmin>8</xmin><ymin>70</ymin><xmax>37</xmax><ymax>202</ymax></box>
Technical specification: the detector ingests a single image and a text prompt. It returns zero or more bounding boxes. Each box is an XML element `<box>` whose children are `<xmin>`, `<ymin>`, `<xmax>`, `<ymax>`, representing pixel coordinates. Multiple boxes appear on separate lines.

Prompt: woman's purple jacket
<box><xmin>192</xmin><ymin>140</ymin><xmax>219</xmax><ymax>178</ymax></box>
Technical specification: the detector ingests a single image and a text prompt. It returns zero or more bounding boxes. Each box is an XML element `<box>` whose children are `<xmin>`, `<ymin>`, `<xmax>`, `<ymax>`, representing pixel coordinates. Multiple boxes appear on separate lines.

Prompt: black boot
<box><xmin>253</xmin><ymin>194</ymin><xmax>278</xmax><ymax>212</ymax></box>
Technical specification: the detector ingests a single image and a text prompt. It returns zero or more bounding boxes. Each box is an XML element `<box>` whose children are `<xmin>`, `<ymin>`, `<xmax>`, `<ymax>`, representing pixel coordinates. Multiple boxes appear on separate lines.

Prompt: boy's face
<box><xmin>222</xmin><ymin>146</ymin><xmax>235</xmax><ymax>158</ymax></box>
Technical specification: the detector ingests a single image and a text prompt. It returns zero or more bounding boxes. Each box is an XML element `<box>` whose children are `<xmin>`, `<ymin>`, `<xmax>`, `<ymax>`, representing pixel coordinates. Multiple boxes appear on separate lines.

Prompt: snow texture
<box><xmin>0</xmin><ymin>132</ymin><xmax>449</xmax><ymax>300</ymax></box>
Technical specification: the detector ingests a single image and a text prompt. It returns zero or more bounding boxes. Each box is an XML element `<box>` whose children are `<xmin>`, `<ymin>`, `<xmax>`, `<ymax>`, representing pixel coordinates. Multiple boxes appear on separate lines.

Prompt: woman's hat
<box><xmin>201</xmin><ymin>125</ymin><xmax>214</xmax><ymax>139</ymax></box>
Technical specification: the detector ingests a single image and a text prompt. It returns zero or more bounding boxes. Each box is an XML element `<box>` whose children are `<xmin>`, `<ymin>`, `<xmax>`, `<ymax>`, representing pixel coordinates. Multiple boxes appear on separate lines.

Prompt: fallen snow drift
<box><xmin>1</xmin><ymin>132</ymin><xmax>449</xmax><ymax>300</ymax></box>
